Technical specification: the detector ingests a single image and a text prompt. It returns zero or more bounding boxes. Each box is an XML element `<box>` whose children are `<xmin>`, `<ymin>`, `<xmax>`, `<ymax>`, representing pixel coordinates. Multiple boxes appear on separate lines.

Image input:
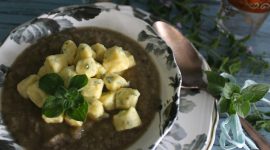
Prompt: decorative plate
<box><xmin>0</xmin><ymin>2</ymin><xmax>219</xmax><ymax>150</ymax></box>
<box><xmin>0</xmin><ymin>3</ymin><xmax>181</xmax><ymax>150</ymax></box>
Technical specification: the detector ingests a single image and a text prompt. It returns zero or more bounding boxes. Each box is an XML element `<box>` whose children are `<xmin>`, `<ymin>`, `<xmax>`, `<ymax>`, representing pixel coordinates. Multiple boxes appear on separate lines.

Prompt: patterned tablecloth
<box><xmin>0</xmin><ymin>0</ymin><xmax>269</xmax><ymax>149</ymax></box>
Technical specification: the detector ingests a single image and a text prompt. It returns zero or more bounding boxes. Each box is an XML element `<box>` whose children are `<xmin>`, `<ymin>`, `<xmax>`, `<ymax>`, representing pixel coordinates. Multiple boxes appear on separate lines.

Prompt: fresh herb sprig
<box><xmin>246</xmin><ymin>104</ymin><xmax>270</xmax><ymax>132</ymax></box>
<box><xmin>113</xmin><ymin>0</ymin><xmax>269</xmax><ymax>74</ymax></box>
<box><xmin>39</xmin><ymin>73</ymin><xmax>88</xmax><ymax>121</ymax></box>
<box><xmin>206</xmin><ymin>71</ymin><xmax>269</xmax><ymax>118</ymax></box>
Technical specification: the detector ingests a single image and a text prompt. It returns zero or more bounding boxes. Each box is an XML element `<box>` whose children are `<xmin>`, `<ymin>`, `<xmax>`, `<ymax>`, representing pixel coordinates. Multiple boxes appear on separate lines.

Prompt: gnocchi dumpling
<box><xmin>76</xmin><ymin>57</ymin><xmax>98</xmax><ymax>78</ymax></box>
<box><xmin>81</xmin><ymin>78</ymin><xmax>104</xmax><ymax>102</ymax></box>
<box><xmin>59</xmin><ymin>66</ymin><xmax>77</xmax><ymax>87</ymax></box>
<box><xmin>44</xmin><ymin>54</ymin><xmax>68</xmax><ymax>73</ymax></box>
<box><xmin>75</xmin><ymin>43</ymin><xmax>96</xmax><ymax>61</ymax></box>
<box><xmin>125</xmin><ymin>51</ymin><xmax>136</xmax><ymax>68</ymax></box>
<box><xmin>113</xmin><ymin>107</ymin><xmax>142</xmax><ymax>131</ymax></box>
<box><xmin>103</xmin><ymin>46</ymin><xmax>130</xmax><ymax>73</ymax></box>
<box><xmin>99</xmin><ymin>92</ymin><xmax>115</xmax><ymax>111</ymax></box>
<box><xmin>17</xmin><ymin>74</ymin><xmax>39</xmax><ymax>99</ymax></box>
<box><xmin>88</xmin><ymin>100</ymin><xmax>104</xmax><ymax>120</ymax></box>
<box><xmin>26</xmin><ymin>81</ymin><xmax>47</xmax><ymax>108</ymax></box>
<box><xmin>38</xmin><ymin>65</ymin><xmax>53</xmax><ymax>77</ymax></box>
<box><xmin>62</xmin><ymin>40</ymin><xmax>77</xmax><ymax>65</ymax></box>
<box><xmin>42</xmin><ymin>114</ymin><xmax>64</xmax><ymax>124</ymax></box>
<box><xmin>103</xmin><ymin>73</ymin><xmax>129</xmax><ymax>91</ymax></box>
<box><xmin>115</xmin><ymin>88</ymin><xmax>140</xmax><ymax>109</ymax></box>
<box><xmin>65</xmin><ymin>116</ymin><xmax>83</xmax><ymax>127</ymax></box>
<box><xmin>95</xmin><ymin>62</ymin><xmax>106</xmax><ymax>79</ymax></box>
<box><xmin>91</xmin><ymin>43</ymin><xmax>107</xmax><ymax>62</ymax></box>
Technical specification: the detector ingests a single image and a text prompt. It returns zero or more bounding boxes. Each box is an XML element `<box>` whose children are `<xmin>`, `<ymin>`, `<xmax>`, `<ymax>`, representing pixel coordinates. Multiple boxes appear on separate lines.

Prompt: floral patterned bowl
<box><xmin>0</xmin><ymin>3</ymin><xmax>181</xmax><ymax>150</ymax></box>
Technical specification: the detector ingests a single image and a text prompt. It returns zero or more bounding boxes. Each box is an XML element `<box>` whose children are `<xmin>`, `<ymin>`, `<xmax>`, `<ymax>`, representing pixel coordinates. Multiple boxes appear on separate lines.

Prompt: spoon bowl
<box><xmin>153</xmin><ymin>21</ymin><xmax>207</xmax><ymax>88</ymax></box>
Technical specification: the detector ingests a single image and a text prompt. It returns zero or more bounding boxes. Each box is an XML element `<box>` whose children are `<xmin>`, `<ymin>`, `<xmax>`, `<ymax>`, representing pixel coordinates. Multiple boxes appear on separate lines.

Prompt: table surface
<box><xmin>0</xmin><ymin>0</ymin><xmax>269</xmax><ymax>150</ymax></box>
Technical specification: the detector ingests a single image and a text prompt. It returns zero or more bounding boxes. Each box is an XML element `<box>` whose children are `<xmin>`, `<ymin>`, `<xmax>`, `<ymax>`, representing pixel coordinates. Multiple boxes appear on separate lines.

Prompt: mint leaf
<box><xmin>246</xmin><ymin>114</ymin><xmax>263</xmax><ymax>125</ymax></box>
<box><xmin>229</xmin><ymin>61</ymin><xmax>241</xmax><ymax>75</ymax></box>
<box><xmin>39</xmin><ymin>73</ymin><xmax>64</xmax><ymax>94</ymax></box>
<box><xmin>222</xmin><ymin>83</ymin><xmax>240</xmax><ymax>99</ymax></box>
<box><xmin>219</xmin><ymin>97</ymin><xmax>230</xmax><ymax>113</ymax></box>
<box><xmin>68</xmin><ymin>74</ymin><xmax>88</xmax><ymax>89</ymax></box>
<box><xmin>63</xmin><ymin>91</ymin><xmax>83</xmax><ymax>110</ymax></box>
<box><xmin>42</xmin><ymin>96</ymin><xmax>64</xmax><ymax>118</ymax></box>
<box><xmin>55</xmin><ymin>86</ymin><xmax>67</xmax><ymax>98</ymax></box>
<box><xmin>241</xmin><ymin>84</ymin><xmax>270</xmax><ymax>102</ymax></box>
<box><xmin>228</xmin><ymin>101</ymin><xmax>236</xmax><ymax>115</ymax></box>
<box><xmin>255</xmin><ymin>121</ymin><xmax>265</xmax><ymax>130</ymax></box>
<box><xmin>263</xmin><ymin>121</ymin><xmax>270</xmax><ymax>132</ymax></box>
<box><xmin>205</xmin><ymin>71</ymin><xmax>226</xmax><ymax>96</ymax></box>
<box><xmin>66</xmin><ymin>100</ymin><xmax>88</xmax><ymax>121</ymax></box>
<box><xmin>234</xmin><ymin>100</ymin><xmax>250</xmax><ymax>118</ymax></box>
<box><xmin>264</xmin><ymin>112</ymin><xmax>270</xmax><ymax>117</ymax></box>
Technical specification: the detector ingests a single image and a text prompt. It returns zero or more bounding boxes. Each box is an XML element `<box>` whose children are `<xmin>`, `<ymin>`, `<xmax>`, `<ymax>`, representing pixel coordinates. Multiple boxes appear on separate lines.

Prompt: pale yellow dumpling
<box><xmin>64</xmin><ymin>116</ymin><xmax>83</xmax><ymax>127</ymax></box>
<box><xmin>91</xmin><ymin>43</ymin><xmax>107</xmax><ymax>62</ymax></box>
<box><xmin>37</xmin><ymin>65</ymin><xmax>53</xmax><ymax>77</ymax></box>
<box><xmin>26</xmin><ymin>81</ymin><xmax>47</xmax><ymax>108</ymax></box>
<box><xmin>75</xmin><ymin>43</ymin><xmax>96</xmax><ymax>62</ymax></box>
<box><xmin>62</xmin><ymin>40</ymin><xmax>77</xmax><ymax>65</ymax></box>
<box><xmin>59</xmin><ymin>66</ymin><xmax>77</xmax><ymax>87</ymax></box>
<box><xmin>76</xmin><ymin>57</ymin><xmax>98</xmax><ymax>78</ymax></box>
<box><xmin>42</xmin><ymin>114</ymin><xmax>64</xmax><ymax>124</ymax></box>
<box><xmin>44</xmin><ymin>54</ymin><xmax>68</xmax><ymax>73</ymax></box>
<box><xmin>113</xmin><ymin>107</ymin><xmax>142</xmax><ymax>131</ymax></box>
<box><xmin>103</xmin><ymin>46</ymin><xmax>130</xmax><ymax>73</ymax></box>
<box><xmin>99</xmin><ymin>92</ymin><xmax>115</xmax><ymax>111</ymax></box>
<box><xmin>95</xmin><ymin>62</ymin><xmax>106</xmax><ymax>79</ymax></box>
<box><xmin>88</xmin><ymin>100</ymin><xmax>104</xmax><ymax>120</ymax></box>
<box><xmin>125</xmin><ymin>51</ymin><xmax>136</xmax><ymax>68</ymax></box>
<box><xmin>103</xmin><ymin>73</ymin><xmax>129</xmax><ymax>91</ymax></box>
<box><xmin>81</xmin><ymin>78</ymin><xmax>104</xmax><ymax>102</ymax></box>
<box><xmin>115</xmin><ymin>88</ymin><xmax>140</xmax><ymax>109</ymax></box>
<box><xmin>17</xmin><ymin>74</ymin><xmax>38</xmax><ymax>99</ymax></box>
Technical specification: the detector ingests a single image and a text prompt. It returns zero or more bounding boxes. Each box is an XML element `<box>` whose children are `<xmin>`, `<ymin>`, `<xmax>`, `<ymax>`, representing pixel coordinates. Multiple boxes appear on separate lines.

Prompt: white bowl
<box><xmin>0</xmin><ymin>3</ymin><xmax>181</xmax><ymax>150</ymax></box>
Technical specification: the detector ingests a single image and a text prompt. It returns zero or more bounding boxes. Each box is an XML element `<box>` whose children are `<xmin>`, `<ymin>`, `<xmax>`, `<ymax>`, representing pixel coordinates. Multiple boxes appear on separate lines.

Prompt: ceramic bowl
<box><xmin>0</xmin><ymin>3</ymin><xmax>181</xmax><ymax>150</ymax></box>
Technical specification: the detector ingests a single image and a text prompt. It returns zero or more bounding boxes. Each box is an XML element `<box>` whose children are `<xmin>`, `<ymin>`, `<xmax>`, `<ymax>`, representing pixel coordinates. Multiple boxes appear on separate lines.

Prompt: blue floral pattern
<box><xmin>138</xmin><ymin>25</ymin><xmax>176</xmax><ymax>69</ymax></box>
<box><xmin>0</xmin><ymin>64</ymin><xmax>8</xmax><ymax>87</ymax></box>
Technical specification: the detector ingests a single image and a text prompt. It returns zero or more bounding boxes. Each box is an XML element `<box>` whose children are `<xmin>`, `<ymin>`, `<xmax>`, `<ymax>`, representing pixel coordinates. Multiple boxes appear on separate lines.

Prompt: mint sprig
<box><xmin>39</xmin><ymin>73</ymin><xmax>88</xmax><ymax>121</ymax></box>
<box><xmin>206</xmin><ymin>71</ymin><xmax>270</xmax><ymax>118</ymax></box>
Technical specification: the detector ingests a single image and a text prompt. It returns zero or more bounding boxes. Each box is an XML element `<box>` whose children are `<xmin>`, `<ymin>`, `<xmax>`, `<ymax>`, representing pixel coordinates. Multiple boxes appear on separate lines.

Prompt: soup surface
<box><xmin>1</xmin><ymin>27</ymin><xmax>161</xmax><ymax>150</ymax></box>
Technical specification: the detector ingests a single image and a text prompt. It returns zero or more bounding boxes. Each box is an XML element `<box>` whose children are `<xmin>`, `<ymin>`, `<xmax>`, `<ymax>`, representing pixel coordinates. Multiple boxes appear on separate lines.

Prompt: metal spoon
<box><xmin>153</xmin><ymin>21</ymin><xmax>270</xmax><ymax>150</ymax></box>
<box><xmin>153</xmin><ymin>21</ymin><xmax>207</xmax><ymax>89</ymax></box>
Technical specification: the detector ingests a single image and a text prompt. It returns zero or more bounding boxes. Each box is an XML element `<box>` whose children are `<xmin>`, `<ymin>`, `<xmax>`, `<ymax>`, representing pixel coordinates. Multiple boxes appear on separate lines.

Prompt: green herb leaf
<box><xmin>63</xmin><ymin>90</ymin><xmax>83</xmax><ymax>110</ymax></box>
<box><xmin>263</xmin><ymin>121</ymin><xmax>270</xmax><ymax>132</ymax></box>
<box><xmin>66</xmin><ymin>100</ymin><xmax>88</xmax><ymax>121</ymax></box>
<box><xmin>229</xmin><ymin>61</ymin><xmax>241</xmax><ymax>75</ymax></box>
<box><xmin>55</xmin><ymin>86</ymin><xmax>67</xmax><ymax>98</ymax></box>
<box><xmin>255</xmin><ymin>121</ymin><xmax>265</xmax><ymax>130</ymax></box>
<box><xmin>228</xmin><ymin>101</ymin><xmax>236</xmax><ymax>115</ymax></box>
<box><xmin>205</xmin><ymin>71</ymin><xmax>226</xmax><ymax>96</ymax></box>
<box><xmin>241</xmin><ymin>84</ymin><xmax>270</xmax><ymax>102</ymax></box>
<box><xmin>234</xmin><ymin>100</ymin><xmax>250</xmax><ymax>118</ymax></box>
<box><xmin>222</xmin><ymin>83</ymin><xmax>240</xmax><ymax>99</ymax></box>
<box><xmin>264</xmin><ymin>112</ymin><xmax>270</xmax><ymax>117</ymax></box>
<box><xmin>246</xmin><ymin>114</ymin><xmax>263</xmax><ymax>125</ymax></box>
<box><xmin>42</xmin><ymin>96</ymin><xmax>64</xmax><ymax>118</ymax></box>
<box><xmin>219</xmin><ymin>97</ymin><xmax>230</xmax><ymax>113</ymax></box>
<box><xmin>68</xmin><ymin>74</ymin><xmax>88</xmax><ymax>89</ymax></box>
<box><xmin>39</xmin><ymin>73</ymin><xmax>64</xmax><ymax>95</ymax></box>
